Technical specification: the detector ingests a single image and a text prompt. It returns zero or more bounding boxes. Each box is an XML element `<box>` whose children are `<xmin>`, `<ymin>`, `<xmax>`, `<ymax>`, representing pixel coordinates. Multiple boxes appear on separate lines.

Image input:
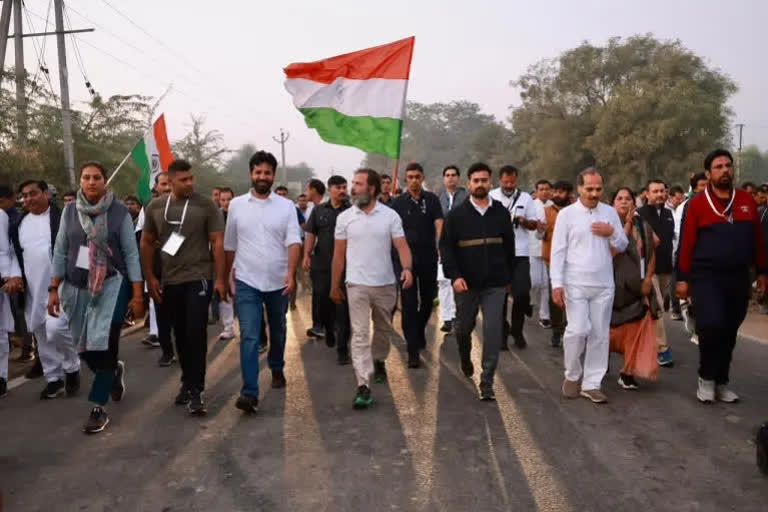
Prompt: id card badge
<box><xmin>162</xmin><ymin>232</ymin><xmax>186</xmax><ymax>256</ymax></box>
<box><xmin>76</xmin><ymin>246</ymin><xmax>90</xmax><ymax>269</ymax></box>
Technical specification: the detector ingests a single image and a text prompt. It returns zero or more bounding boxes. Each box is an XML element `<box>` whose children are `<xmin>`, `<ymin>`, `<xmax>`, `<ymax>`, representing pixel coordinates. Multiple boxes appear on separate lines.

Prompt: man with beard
<box><xmin>676</xmin><ymin>149</ymin><xmax>767</xmax><ymax>403</ymax></box>
<box><xmin>638</xmin><ymin>179</ymin><xmax>676</xmax><ymax>367</ymax></box>
<box><xmin>303</xmin><ymin>175</ymin><xmax>352</xmax><ymax>365</ymax></box>
<box><xmin>331</xmin><ymin>168</ymin><xmax>412</xmax><ymax>409</ymax></box>
<box><xmin>392</xmin><ymin>162</ymin><xmax>443</xmax><ymax>368</ymax></box>
<box><xmin>489</xmin><ymin>165</ymin><xmax>540</xmax><ymax>349</ymax></box>
<box><xmin>142</xmin><ymin>160</ymin><xmax>227</xmax><ymax>415</ymax></box>
<box><xmin>541</xmin><ymin>181</ymin><xmax>573</xmax><ymax>347</ymax></box>
<box><xmin>551</xmin><ymin>168</ymin><xmax>628</xmax><ymax>404</ymax></box>
<box><xmin>439</xmin><ymin>163</ymin><xmax>516</xmax><ymax>400</ymax></box>
<box><xmin>224</xmin><ymin>151</ymin><xmax>302</xmax><ymax>414</ymax></box>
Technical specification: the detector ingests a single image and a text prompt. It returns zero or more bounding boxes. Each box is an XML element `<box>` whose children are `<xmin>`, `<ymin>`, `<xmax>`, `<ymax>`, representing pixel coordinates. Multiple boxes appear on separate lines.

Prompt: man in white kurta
<box><xmin>17</xmin><ymin>181</ymin><xmax>79</xmax><ymax>399</ymax></box>
<box><xmin>530</xmin><ymin>180</ymin><xmax>553</xmax><ymax>327</ymax></box>
<box><xmin>550</xmin><ymin>170</ymin><xmax>628</xmax><ymax>404</ymax></box>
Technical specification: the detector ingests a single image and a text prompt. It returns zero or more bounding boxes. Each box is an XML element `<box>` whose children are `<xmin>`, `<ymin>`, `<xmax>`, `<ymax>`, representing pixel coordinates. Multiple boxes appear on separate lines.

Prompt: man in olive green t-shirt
<box><xmin>141</xmin><ymin>159</ymin><xmax>227</xmax><ymax>416</ymax></box>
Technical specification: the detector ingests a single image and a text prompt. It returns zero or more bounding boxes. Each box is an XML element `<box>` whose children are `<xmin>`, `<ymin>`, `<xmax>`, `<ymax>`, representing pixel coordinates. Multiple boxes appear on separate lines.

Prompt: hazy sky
<box><xmin>16</xmin><ymin>0</ymin><xmax>768</xmax><ymax>180</ymax></box>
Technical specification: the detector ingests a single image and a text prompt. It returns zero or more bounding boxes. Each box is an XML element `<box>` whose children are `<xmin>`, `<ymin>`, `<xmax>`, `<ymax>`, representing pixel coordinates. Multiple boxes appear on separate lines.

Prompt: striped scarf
<box><xmin>75</xmin><ymin>189</ymin><xmax>114</xmax><ymax>296</ymax></box>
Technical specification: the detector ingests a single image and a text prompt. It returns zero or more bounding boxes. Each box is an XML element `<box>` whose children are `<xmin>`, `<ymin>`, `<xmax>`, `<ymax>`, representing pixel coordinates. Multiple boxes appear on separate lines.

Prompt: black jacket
<box><xmin>638</xmin><ymin>204</ymin><xmax>674</xmax><ymax>274</ymax></box>
<box><xmin>9</xmin><ymin>203</ymin><xmax>62</xmax><ymax>285</ymax></box>
<box><xmin>439</xmin><ymin>197</ymin><xmax>516</xmax><ymax>289</ymax></box>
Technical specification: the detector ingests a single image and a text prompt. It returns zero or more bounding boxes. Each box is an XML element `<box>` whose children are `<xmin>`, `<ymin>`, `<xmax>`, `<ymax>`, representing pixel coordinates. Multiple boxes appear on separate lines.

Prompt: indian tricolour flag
<box><xmin>284</xmin><ymin>36</ymin><xmax>415</xmax><ymax>159</ymax></box>
<box><xmin>131</xmin><ymin>114</ymin><xmax>174</xmax><ymax>204</ymax></box>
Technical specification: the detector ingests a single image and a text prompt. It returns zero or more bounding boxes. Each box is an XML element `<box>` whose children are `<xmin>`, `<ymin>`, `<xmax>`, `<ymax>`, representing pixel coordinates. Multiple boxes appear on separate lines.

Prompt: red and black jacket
<box><xmin>676</xmin><ymin>188</ymin><xmax>767</xmax><ymax>281</ymax></box>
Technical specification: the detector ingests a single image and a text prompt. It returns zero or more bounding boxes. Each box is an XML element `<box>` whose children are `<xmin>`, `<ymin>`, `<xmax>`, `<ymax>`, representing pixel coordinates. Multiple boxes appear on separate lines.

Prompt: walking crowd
<box><xmin>1</xmin><ymin>148</ymin><xmax>767</xmax><ymax>434</ymax></box>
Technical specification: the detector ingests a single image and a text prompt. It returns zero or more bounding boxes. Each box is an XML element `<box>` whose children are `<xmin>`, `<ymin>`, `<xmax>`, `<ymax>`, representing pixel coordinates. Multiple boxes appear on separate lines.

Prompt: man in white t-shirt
<box><xmin>530</xmin><ymin>179</ymin><xmax>553</xmax><ymax>328</ymax></box>
<box><xmin>331</xmin><ymin>168</ymin><xmax>413</xmax><ymax>410</ymax></box>
<box><xmin>489</xmin><ymin>165</ymin><xmax>540</xmax><ymax>349</ymax></box>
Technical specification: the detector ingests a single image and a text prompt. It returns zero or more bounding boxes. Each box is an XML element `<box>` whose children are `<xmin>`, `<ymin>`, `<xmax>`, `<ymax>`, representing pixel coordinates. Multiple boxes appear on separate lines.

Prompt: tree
<box><xmin>741</xmin><ymin>145</ymin><xmax>768</xmax><ymax>185</ymax></box>
<box><xmin>364</xmin><ymin>100</ymin><xmax>514</xmax><ymax>190</ymax></box>
<box><xmin>172</xmin><ymin>115</ymin><xmax>231</xmax><ymax>195</ymax></box>
<box><xmin>510</xmin><ymin>35</ymin><xmax>737</xmax><ymax>189</ymax></box>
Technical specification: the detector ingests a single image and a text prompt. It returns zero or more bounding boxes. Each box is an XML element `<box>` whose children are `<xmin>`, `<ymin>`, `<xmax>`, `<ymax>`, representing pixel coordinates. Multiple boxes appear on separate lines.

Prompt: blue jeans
<box><xmin>235</xmin><ymin>280</ymin><xmax>289</xmax><ymax>397</ymax></box>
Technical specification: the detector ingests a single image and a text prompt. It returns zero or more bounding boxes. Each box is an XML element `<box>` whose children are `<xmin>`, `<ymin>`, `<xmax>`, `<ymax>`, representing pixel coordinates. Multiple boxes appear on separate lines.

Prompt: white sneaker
<box><xmin>697</xmin><ymin>377</ymin><xmax>715</xmax><ymax>403</ymax></box>
<box><xmin>219</xmin><ymin>330</ymin><xmax>236</xmax><ymax>341</ymax></box>
<box><xmin>690</xmin><ymin>334</ymin><xmax>699</xmax><ymax>345</ymax></box>
<box><xmin>716</xmin><ymin>385</ymin><xmax>739</xmax><ymax>403</ymax></box>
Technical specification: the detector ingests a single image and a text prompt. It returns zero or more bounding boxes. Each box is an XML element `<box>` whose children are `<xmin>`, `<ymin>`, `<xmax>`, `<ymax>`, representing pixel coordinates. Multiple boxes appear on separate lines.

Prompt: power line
<box><xmin>21</xmin><ymin>0</ymin><xmax>57</xmax><ymax>98</ymax></box>
<box><xmin>62</xmin><ymin>3</ymin><xmax>95</xmax><ymax>96</ymax></box>
<box><xmin>98</xmin><ymin>0</ymin><xmax>207</xmax><ymax>76</ymax></box>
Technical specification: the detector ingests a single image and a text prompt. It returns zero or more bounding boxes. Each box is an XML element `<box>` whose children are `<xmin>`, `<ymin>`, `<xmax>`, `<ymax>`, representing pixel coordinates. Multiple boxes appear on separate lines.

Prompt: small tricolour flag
<box><xmin>131</xmin><ymin>114</ymin><xmax>174</xmax><ymax>204</ymax></box>
<box><xmin>284</xmin><ymin>36</ymin><xmax>415</xmax><ymax>159</ymax></box>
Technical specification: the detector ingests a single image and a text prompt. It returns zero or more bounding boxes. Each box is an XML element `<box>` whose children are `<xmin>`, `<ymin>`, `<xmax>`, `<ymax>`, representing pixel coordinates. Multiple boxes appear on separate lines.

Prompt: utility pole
<box><xmin>272</xmin><ymin>128</ymin><xmax>289</xmax><ymax>183</ymax></box>
<box><xmin>54</xmin><ymin>0</ymin><xmax>76</xmax><ymax>188</ymax></box>
<box><xmin>0</xmin><ymin>0</ymin><xmax>13</xmax><ymax>81</ymax></box>
<box><xmin>13</xmin><ymin>0</ymin><xmax>26</xmax><ymax>143</ymax></box>
<box><xmin>736</xmin><ymin>123</ymin><xmax>745</xmax><ymax>186</ymax></box>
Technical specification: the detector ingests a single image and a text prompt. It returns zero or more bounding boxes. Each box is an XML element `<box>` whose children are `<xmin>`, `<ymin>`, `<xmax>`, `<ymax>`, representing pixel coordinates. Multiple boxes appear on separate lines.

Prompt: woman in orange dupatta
<box><xmin>609</xmin><ymin>188</ymin><xmax>662</xmax><ymax>390</ymax></box>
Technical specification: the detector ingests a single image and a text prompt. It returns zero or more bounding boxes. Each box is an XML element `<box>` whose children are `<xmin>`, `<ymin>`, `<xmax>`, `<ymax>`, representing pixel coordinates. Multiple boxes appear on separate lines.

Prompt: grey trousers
<box><xmin>454</xmin><ymin>286</ymin><xmax>506</xmax><ymax>386</ymax></box>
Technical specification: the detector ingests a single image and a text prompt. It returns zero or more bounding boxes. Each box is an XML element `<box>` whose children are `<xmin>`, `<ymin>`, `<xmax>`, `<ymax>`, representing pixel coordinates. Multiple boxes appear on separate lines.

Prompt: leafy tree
<box><xmin>510</xmin><ymin>35</ymin><xmax>737</xmax><ymax>190</ymax></box>
<box><xmin>741</xmin><ymin>145</ymin><xmax>768</xmax><ymax>185</ymax></box>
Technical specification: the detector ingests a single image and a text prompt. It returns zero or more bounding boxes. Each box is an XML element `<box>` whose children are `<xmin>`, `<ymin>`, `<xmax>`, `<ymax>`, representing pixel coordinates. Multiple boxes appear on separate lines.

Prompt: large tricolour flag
<box><xmin>284</xmin><ymin>37</ymin><xmax>415</xmax><ymax>159</ymax></box>
<box><xmin>131</xmin><ymin>114</ymin><xmax>173</xmax><ymax>204</ymax></box>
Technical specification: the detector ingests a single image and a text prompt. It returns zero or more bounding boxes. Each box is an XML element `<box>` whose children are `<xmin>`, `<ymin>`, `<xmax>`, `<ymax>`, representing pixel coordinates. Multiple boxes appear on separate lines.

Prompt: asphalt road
<box><xmin>1</xmin><ymin>297</ymin><xmax>767</xmax><ymax>511</ymax></box>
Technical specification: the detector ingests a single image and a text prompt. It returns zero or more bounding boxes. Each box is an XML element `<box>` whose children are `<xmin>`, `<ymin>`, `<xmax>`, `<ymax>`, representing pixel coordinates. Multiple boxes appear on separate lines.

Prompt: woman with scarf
<box><xmin>48</xmin><ymin>161</ymin><xmax>144</xmax><ymax>434</ymax></box>
<box><xmin>609</xmin><ymin>187</ymin><xmax>661</xmax><ymax>390</ymax></box>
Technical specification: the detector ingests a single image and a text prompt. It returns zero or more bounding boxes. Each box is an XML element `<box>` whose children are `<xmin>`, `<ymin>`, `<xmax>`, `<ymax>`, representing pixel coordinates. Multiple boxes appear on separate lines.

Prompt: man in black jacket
<box><xmin>440</xmin><ymin>163</ymin><xmax>516</xmax><ymax>401</ymax></box>
<box><xmin>638</xmin><ymin>178</ymin><xmax>675</xmax><ymax>367</ymax></box>
<box><xmin>392</xmin><ymin>162</ymin><xmax>444</xmax><ymax>368</ymax></box>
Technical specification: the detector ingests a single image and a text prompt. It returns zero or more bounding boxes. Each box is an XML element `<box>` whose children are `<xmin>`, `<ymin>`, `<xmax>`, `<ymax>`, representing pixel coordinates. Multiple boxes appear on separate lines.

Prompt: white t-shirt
<box><xmin>528</xmin><ymin>198</ymin><xmax>550</xmax><ymax>257</ymax></box>
<box><xmin>335</xmin><ymin>201</ymin><xmax>405</xmax><ymax>286</ymax></box>
<box><xmin>224</xmin><ymin>191</ymin><xmax>302</xmax><ymax>292</ymax></box>
<box><xmin>489</xmin><ymin>188</ymin><xmax>537</xmax><ymax>256</ymax></box>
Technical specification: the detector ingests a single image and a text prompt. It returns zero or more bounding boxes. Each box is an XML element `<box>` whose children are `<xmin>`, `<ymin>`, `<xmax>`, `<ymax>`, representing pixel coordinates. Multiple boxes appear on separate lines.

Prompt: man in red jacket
<box><xmin>676</xmin><ymin>149</ymin><xmax>768</xmax><ymax>403</ymax></box>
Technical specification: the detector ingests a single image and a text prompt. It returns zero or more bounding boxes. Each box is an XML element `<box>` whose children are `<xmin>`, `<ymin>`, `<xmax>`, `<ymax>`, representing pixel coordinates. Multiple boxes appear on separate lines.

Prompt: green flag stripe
<box><xmin>298</xmin><ymin>107</ymin><xmax>402</xmax><ymax>159</ymax></box>
<box><xmin>131</xmin><ymin>139</ymin><xmax>152</xmax><ymax>204</ymax></box>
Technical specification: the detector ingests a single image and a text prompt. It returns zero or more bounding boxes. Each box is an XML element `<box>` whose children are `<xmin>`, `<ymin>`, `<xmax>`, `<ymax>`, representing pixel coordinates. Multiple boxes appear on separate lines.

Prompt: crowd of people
<box><xmin>1</xmin><ymin>148</ymin><xmax>767</xmax><ymax>434</ymax></box>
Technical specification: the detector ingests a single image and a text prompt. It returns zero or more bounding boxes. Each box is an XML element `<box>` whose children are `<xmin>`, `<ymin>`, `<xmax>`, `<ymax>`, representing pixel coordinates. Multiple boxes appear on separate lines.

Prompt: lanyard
<box><xmin>704</xmin><ymin>187</ymin><xmax>735</xmax><ymax>223</ymax></box>
<box><xmin>164</xmin><ymin>195</ymin><xmax>189</xmax><ymax>232</ymax></box>
<box><xmin>504</xmin><ymin>189</ymin><xmax>522</xmax><ymax>216</ymax></box>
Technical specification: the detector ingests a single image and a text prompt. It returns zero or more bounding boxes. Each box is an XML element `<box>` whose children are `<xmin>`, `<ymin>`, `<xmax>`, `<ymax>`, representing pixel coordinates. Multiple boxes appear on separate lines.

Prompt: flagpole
<box><xmin>106</xmin><ymin>148</ymin><xmax>135</xmax><ymax>186</ymax></box>
<box><xmin>392</xmin><ymin>158</ymin><xmax>400</xmax><ymax>195</ymax></box>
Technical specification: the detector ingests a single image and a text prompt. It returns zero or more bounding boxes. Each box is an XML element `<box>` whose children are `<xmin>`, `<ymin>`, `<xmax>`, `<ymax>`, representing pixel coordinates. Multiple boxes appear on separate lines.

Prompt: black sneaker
<box><xmin>407</xmin><ymin>353</ymin><xmax>421</xmax><ymax>369</ymax></box>
<box><xmin>551</xmin><ymin>334</ymin><xmax>562</xmax><ymax>348</ymax></box>
<box><xmin>337</xmin><ymin>352</ymin><xmax>351</xmax><ymax>365</ymax></box>
<box><xmin>271</xmin><ymin>370</ymin><xmax>287</xmax><ymax>389</ymax></box>
<box><xmin>353</xmin><ymin>385</ymin><xmax>373</xmax><ymax>409</ymax></box>
<box><xmin>142</xmin><ymin>334</ymin><xmax>160</xmax><ymax>348</ymax></box>
<box><xmin>111</xmin><ymin>361</ymin><xmax>126</xmax><ymax>402</ymax></box>
<box><xmin>479</xmin><ymin>383</ymin><xmax>496</xmax><ymax>401</ymax></box>
<box><xmin>461</xmin><ymin>358</ymin><xmax>474</xmax><ymax>378</ymax></box>
<box><xmin>373</xmin><ymin>359</ymin><xmax>387</xmax><ymax>383</ymax></box>
<box><xmin>618</xmin><ymin>374</ymin><xmax>639</xmax><ymax>390</ymax></box>
<box><xmin>25</xmin><ymin>359</ymin><xmax>43</xmax><ymax>379</ymax></box>
<box><xmin>65</xmin><ymin>371</ymin><xmax>80</xmax><ymax>396</ymax></box>
<box><xmin>174</xmin><ymin>386</ymin><xmax>191</xmax><ymax>405</ymax></box>
<box><xmin>235</xmin><ymin>395</ymin><xmax>259</xmax><ymax>414</ymax></box>
<box><xmin>0</xmin><ymin>377</ymin><xmax>7</xmax><ymax>398</ymax></box>
<box><xmin>40</xmin><ymin>379</ymin><xmax>65</xmax><ymax>399</ymax></box>
<box><xmin>158</xmin><ymin>353</ymin><xmax>175</xmax><ymax>367</ymax></box>
<box><xmin>513</xmin><ymin>335</ymin><xmax>527</xmax><ymax>349</ymax></box>
<box><xmin>306</xmin><ymin>327</ymin><xmax>325</xmax><ymax>339</ymax></box>
<box><xmin>17</xmin><ymin>349</ymin><xmax>35</xmax><ymax>362</ymax></box>
<box><xmin>538</xmin><ymin>319</ymin><xmax>552</xmax><ymax>329</ymax></box>
<box><xmin>83</xmin><ymin>406</ymin><xmax>110</xmax><ymax>434</ymax></box>
<box><xmin>440</xmin><ymin>320</ymin><xmax>453</xmax><ymax>333</ymax></box>
<box><xmin>188</xmin><ymin>391</ymin><xmax>207</xmax><ymax>416</ymax></box>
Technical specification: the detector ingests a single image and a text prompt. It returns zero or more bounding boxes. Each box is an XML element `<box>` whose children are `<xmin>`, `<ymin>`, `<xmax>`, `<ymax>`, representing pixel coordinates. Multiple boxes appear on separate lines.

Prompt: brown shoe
<box><xmin>562</xmin><ymin>378</ymin><xmax>580</xmax><ymax>399</ymax></box>
<box><xmin>580</xmin><ymin>388</ymin><xmax>608</xmax><ymax>404</ymax></box>
<box><xmin>271</xmin><ymin>370</ymin><xmax>287</xmax><ymax>389</ymax></box>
